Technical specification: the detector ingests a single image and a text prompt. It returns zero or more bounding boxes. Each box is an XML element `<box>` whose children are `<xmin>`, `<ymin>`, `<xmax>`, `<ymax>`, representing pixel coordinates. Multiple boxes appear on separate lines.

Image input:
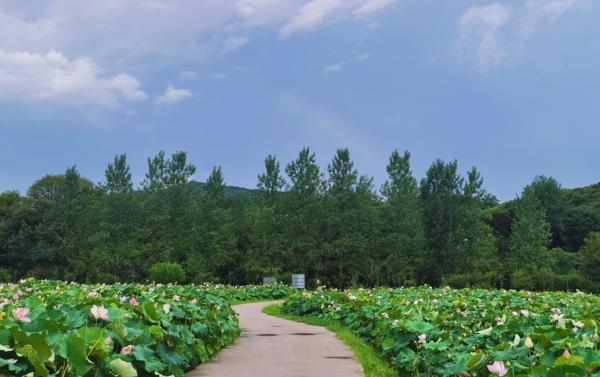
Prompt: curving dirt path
<box><xmin>187</xmin><ymin>301</ymin><xmax>363</xmax><ymax>377</ymax></box>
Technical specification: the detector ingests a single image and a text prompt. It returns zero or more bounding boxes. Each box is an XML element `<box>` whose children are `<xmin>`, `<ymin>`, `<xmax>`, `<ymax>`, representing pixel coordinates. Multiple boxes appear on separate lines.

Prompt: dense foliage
<box><xmin>0</xmin><ymin>279</ymin><xmax>291</xmax><ymax>376</ymax></box>
<box><xmin>0</xmin><ymin>149</ymin><xmax>598</xmax><ymax>291</ymax></box>
<box><xmin>283</xmin><ymin>287</ymin><xmax>600</xmax><ymax>376</ymax></box>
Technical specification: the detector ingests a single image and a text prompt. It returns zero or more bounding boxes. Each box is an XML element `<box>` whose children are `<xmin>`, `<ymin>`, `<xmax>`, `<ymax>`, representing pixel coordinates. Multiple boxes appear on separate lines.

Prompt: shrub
<box><xmin>442</xmin><ymin>271</ymin><xmax>500</xmax><ymax>289</ymax></box>
<box><xmin>553</xmin><ymin>271</ymin><xmax>591</xmax><ymax>291</ymax></box>
<box><xmin>511</xmin><ymin>269</ymin><xmax>535</xmax><ymax>290</ymax></box>
<box><xmin>0</xmin><ymin>267</ymin><xmax>10</xmax><ymax>282</ymax></box>
<box><xmin>580</xmin><ymin>231</ymin><xmax>600</xmax><ymax>283</ymax></box>
<box><xmin>148</xmin><ymin>262</ymin><xmax>186</xmax><ymax>283</ymax></box>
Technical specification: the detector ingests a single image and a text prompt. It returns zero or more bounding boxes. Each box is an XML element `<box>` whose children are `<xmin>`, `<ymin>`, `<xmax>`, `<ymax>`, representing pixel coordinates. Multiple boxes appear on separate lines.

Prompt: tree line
<box><xmin>0</xmin><ymin>148</ymin><xmax>598</xmax><ymax>291</ymax></box>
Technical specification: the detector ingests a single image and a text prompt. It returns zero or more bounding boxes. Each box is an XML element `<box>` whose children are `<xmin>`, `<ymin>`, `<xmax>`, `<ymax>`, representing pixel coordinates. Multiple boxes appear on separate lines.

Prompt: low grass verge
<box><xmin>262</xmin><ymin>303</ymin><xmax>397</xmax><ymax>377</ymax></box>
<box><xmin>229</xmin><ymin>297</ymin><xmax>286</xmax><ymax>305</ymax></box>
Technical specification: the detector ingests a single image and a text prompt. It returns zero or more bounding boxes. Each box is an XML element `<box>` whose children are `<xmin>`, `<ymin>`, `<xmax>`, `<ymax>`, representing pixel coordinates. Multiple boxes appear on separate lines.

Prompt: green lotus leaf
<box><xmin>142</xmin><ymin>302</ymin><xmax>160</xmax><ymax>323</ymax></box>
<box><xmin>554</xmin><ymin>354</ymin><xmax>584</xmax><ymax>367</ymax></box>
<box><xmin>66</xmin><ymin>333</ymin><xmax>94</xmax><ymax>376</ymax></box>
<box><xmin>10</xmin><ymin>329</ymin><xmax>52</xmax><ymax>362</ymax></box>
<box><xmin>156</xmin><ymin>342</ymin><xmax>184</xmax><ymax>366</ymax></box>
<box><xmin>132</xmin><ymin>344</ymin><xmax>153</xmax><ymax>362</ymax></box>
<box><xmin>110</xmin><ymin>358</ymin><xmax>138</xmax><ymax>377</ymax></box>
<box><xmin>404</xmin><ymin>319</ymin><xmax>434</xmax><ymax>333</ymax></box>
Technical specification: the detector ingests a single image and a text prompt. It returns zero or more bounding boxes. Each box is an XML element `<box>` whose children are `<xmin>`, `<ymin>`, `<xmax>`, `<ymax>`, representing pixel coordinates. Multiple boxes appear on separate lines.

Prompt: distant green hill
<box><xmin>490</xmin><ymin>183</ymin><xmax>600</xmax><ymax>252</ymax></box>
<box><xmin>562</xmin><ymin>183</ymin><xmax>600</xmax><ymax>251</ymax></box>
<box><xmin>189</xmin><ymin>181</ymin><xmax>258</xmax><ymax>198</ymax></box>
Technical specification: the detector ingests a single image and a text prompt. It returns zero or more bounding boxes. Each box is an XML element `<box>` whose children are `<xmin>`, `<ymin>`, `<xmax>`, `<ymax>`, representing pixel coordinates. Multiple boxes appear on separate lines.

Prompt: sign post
<box><xmin>291</xmin><ymin>274</ymin><xmax>305</xmax><ymax>289</ymax></box>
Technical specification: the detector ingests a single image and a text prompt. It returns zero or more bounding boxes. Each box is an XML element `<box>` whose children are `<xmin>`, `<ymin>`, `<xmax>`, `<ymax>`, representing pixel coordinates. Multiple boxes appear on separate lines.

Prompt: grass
<box><xmin>229</xmin><ymin>297</ymin><xmax>286</xmax><ymax>305</ymax></box>
<box><xmin>262</xmin><ymin>303</ymin><xmax>397</xmax><ymax>377</ymax></box>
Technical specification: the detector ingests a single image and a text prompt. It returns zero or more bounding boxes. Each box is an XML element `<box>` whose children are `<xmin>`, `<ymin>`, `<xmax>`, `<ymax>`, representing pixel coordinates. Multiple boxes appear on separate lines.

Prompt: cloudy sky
<box><xmin>1</xmin><ymin>0</ymin><xmax>599</xmax><ymax>201</ymax></box>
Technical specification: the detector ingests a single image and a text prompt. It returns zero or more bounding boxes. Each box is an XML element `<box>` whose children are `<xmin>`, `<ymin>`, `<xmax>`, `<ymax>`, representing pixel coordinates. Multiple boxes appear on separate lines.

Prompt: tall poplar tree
<box><xmin>380</xmin><ymin>150</ymin><xmax>425</xmax><ymax>285</ymax></box>
<box><xmin>509</xmin><ymin>186</ymin><xmax>551</xmax><ymax>288</ymax></box>
<box><xmin>282</xmin><ymin>147</ymin><xmax>324</xmax><ymax>282</ymax></box>
<box><xmin>420</xmin><ymin>159</ymin><xmax>464</xmax><ymax>284</ymax></box>
<box><xmin>257</xmin><ymin>155</ymin><xmax>285</xmax><ymax>204</ymax></box>
<box><xmin>104</xmin><ymin>154</ymin><xmax>133</xmax><ymax>194</ymax></box>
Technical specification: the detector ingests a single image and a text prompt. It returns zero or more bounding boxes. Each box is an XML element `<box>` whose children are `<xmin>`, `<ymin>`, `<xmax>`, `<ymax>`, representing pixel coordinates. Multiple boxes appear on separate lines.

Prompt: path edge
<box><xmin>261</xmin><ymin>303</ymin><xmax>396</xmax><ymax>377</ymax></box>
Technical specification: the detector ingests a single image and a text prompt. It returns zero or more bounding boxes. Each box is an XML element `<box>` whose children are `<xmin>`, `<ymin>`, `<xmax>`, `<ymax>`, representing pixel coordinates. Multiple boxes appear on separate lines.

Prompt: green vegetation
<box><xmin>0</xmin><ymin>148</ymin><xmax>598</xmax><ymax>291</ymax></box>
<box><xmin>283</xmin><ymin>287</ymin><xmax>600</xmax><ymax>377</ymax></box>
<box><xmin>262</xmin><ymin>303</ymin><xmax>397</xmax><ymax>377</ymax></box>
<box><xmin>0</xmin><ymin>279</ymin><xmax>290</xmax><ymax>376</ymax></box>
<box><xmin>148</xmin><ymin>262</ymin><xmax>186</xmax><ymax>283</ymax></box>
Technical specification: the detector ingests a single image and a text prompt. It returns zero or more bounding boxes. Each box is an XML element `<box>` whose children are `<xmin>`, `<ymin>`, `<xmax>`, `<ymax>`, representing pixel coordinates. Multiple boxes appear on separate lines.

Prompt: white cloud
<box><xmin>280</xmin><ymin>0</ymin><xmax>346</xmax><ymax>38</ymax></box>
<box><xmin>236</xmin><ymin>0</ymin><xmax>298</xmax><ymax>27</ymax></box>
<box><xmin>0</xmin><ymin>1</ymin><xmax>394</xmax><ymax>65</ymax></box>
<box><xmin>278</xmin><ymin>0</ymin><xmax>395</xmax><ymax>38</ymax></box>
<box><xmin>179</xmin><ymin>70</ymin><xmax>200</xmax><ymax>81</ymax></box>
<box><xmin>457</xmin><ymin>0</ymin><xmax>590</xmax><ymax>74</ymax></box>
<box><xmin>458</xmin><ymin>3</ymin><xmax>511</xmax><ymax>73</ymax></box>
<box><xmin>353</xmin><ymin>0</ymin><xmax>395</xmax><ymax>18</ymax></box>
<box><xmin>154</xmin><ymin>85</ymin><xmax>193</xmax><ymax>105</ymax></box>
<box><xmin>179</xmin><ymin>71</ymin><xmax>229</xmax><ymax>80</ymax></box>
<box><xmin>324</xmin><ymin>62</ymin><xmax>344</xmax><ymax>73</ymax></box>
<box><xmin>279</xmin><ymin>0</ymin><xmax>345</xmax><ymax>38</ymax></box>
<box><xmin>0</xmin><ymin>49</ymin><xmax>145</xmax><ymax>108</ymax></box>
<box><xmin>518</xmin><ymin>0</ymin><xmax>591</xmax><ymax>39</ymax></box>
<box><xmin>206</xmin><ymin>72</ymin><xmax>230</xmax><ymax>80</ymax></box>
<box><xmin>222</xmin><ymin>36</ymin><xmax>251</xmax><ymax>53</ymax></box>
<box><xmin>323</xmin><ymin>51</ymin><xmax>370</xmax><ymax>74</ymax></box>
<box><xmin>0</xmin><ymin>2</ymin><xmax>233</xmax><ymax>67</ymax></box>
<box><xmin>0</xmin><ymin>0</ymin><xmax>395</xmax><ymax>112</ymax></box>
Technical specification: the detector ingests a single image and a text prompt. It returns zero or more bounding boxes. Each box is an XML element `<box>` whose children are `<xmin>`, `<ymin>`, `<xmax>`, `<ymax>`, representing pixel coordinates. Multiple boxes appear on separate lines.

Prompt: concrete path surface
<box><xmin>187</xmin><ymin>301</ymin><xmax>363</xmax><ymax>377</ymax></box>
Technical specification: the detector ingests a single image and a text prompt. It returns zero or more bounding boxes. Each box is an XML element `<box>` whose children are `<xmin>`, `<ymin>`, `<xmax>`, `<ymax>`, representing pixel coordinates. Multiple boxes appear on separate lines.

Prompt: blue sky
<box><xmin>1</xmin><ymin>0</ymin><xmax>599</xmax><ymax>201</ymax></box>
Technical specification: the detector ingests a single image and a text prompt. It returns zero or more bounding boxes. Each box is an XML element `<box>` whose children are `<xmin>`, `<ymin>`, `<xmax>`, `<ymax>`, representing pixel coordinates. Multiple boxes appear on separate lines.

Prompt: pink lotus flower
<box><xmin>551</xmin><ymin>308</ymin><xmax>561</xmax><ymax>314</ymax></box>
<box><xmin>13</xmin><ymin>307</ymin><xmax>31</xmax><ymax>323</ymax></box>
<box><xmin>563</xmin><ymin>349</ymin><xmax>571</xmax><ymax>358</ymax></box>
<box><xmin>487</xmin><ymin>361</ymin><xmax>508</xmax><ymax>376</ymax></box>
<box><xmin>129</xmin><ymin>297</ymin><xmax>139</xmax><ymax>306</ymax></box>
<box><xmin>550</xmin><ymin>313</ymin><xmax>563</xmax><ymax>322</ymax></box>
<box><xmin>520</xmin><ymin>309</ymin><xmax>529</xmax><ymax>317</ymax></box>
<box><xmin>120</xmin><ymin>345</ymin><xmax>134</xmax><ymax>355</ymax></box>
<box><xmin>417</xmin><ymin>334</ymin><xmax>427</xmax><ymax>344</ymax></box>
<box><xmin>88</xmin><ymin>291</ymin><xmax>99</xmax><ymax>297</ymax></box>
<box><xmin>104</xmin><ymin>336</ymin><xmax>112</xmax><ymax>344</ymax></box>
<box><xmin>90</xmin><ymin>305</ymin><xmax>109</xmax><ymax>321</ymax></box>
<box><xmin>173</xmin><ymin>295</ymin><xmax>180</xmax><ymax>301</ymax></box>
<box><xmin>191</xmin><ymin>298</ymin><xmax>198</xmax><ymax>305</ymax></box>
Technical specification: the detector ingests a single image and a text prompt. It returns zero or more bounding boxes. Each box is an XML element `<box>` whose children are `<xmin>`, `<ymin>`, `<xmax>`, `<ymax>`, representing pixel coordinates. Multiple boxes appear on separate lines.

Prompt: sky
<box><xmin>0</xmin><ymin>0</ymin><xmax>599</xmax><ymax>201</ymax></box>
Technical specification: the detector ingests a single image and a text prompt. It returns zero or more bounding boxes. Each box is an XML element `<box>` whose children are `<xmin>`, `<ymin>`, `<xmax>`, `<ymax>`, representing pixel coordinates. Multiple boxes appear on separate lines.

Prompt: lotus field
<box><xmin>283</xmin><ymin>286</ymin><xmax>600</xmax><ymax>376</ymax></box>
<box><xmin>0</xmin><ymin>279</ymin><xmax>291</xmax><ymax>377</ymax></box>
